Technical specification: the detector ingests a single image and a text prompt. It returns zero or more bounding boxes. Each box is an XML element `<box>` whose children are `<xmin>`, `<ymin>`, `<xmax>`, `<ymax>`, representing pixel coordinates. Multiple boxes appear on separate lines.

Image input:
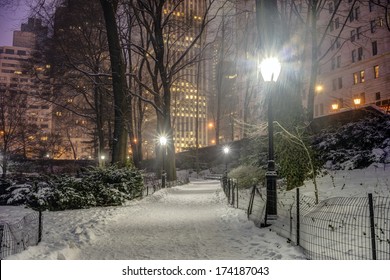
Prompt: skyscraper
<box><xmin>0</xmin><ymin>18</ymin><xmax>53</xmax><ymax>159</ymax></box>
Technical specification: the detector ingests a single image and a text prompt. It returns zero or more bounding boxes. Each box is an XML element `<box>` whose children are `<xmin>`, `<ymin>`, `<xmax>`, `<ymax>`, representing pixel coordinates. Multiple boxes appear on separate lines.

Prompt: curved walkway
<box><xmin>76</xmin><ymin>180</ymin><xmax>305</xmax><ymax>260</ymax></box>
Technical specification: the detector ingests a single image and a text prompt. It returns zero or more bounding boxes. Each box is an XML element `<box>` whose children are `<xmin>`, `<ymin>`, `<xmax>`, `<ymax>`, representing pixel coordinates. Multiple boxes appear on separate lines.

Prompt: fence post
<box><xmin>296</xmin><ymin>188</ymin><xmax>300</xmax><ymax>246</ymax></box>
<box><xmin>38</xmin><ymin>211</ymin><xmax>42</xmax><ymax>243</ymax></box>
<box><xmin>247</xmin><ymin>185</ymin><xmax>256</xmax><ymax>218</ymax></box>
<box><xmin>368</xmin><ymin>193</ymin><xmax>377</xmax><ymax>260</ymax></box>
<box><xmin>227</xmin><ymin>179</ymin><xmax>231</xmax><ymax>204</ymax></box>
<box><xmin>0</xmin><ymin>224</ymin><xmax>4</xmax><ymax>258</ymax></box>
<box><xmin>231</xmin><ymin>179</ymin><xmax>235</xmax><ymax>206</ymax></box>
<box><xmin>236</xmin><ymin>180</ymin><xmax>239</xmax><ymax>208</ymax></box>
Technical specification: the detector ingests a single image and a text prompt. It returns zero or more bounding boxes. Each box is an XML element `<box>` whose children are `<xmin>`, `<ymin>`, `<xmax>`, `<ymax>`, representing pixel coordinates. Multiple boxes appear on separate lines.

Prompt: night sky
<box><xmin>0</xmin><ymin>2</ymin><xmax>29</xmax><ymax>46</ymax></box>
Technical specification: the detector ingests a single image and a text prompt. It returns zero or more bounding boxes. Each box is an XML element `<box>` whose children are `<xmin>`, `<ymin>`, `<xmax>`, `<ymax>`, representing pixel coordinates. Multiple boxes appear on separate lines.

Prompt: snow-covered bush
<box><xmin>312</xmin><ymin>116</ymin><xmax>390</xmax><ymax>170</ymax></box>
<box><xmin>0</xmin><ymin>165</ymin><xmax>144</xmax><ymax>210</ymax></box>
<box><xmin>228</xmin><ymin>165</ymin><xmax>265</xmax><ymax>189</ymax></box>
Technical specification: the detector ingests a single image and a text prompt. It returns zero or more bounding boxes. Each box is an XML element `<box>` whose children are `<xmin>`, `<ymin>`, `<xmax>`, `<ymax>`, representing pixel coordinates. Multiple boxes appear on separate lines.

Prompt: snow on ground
<box><xmin>4</xmin><ymin>180</ymin><xmax>306</xmax><ymax>260</ymax></box>
<box><xmin>0</xmin><ymin>206</ymin><xmax>35</xmax><ymax>224</ymax></box>
<box><xmin>297</xmin><ymin>163</ymin><xmax>390</xmax><ymax>199</ymax></box>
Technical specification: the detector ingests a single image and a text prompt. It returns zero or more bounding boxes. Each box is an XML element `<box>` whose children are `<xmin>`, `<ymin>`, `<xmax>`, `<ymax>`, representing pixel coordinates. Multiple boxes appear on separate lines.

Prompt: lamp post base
<box><xmin>265</xmin><ymin>170</ymin><xmax>277</xmax><ymax>217</ymax></box>
<box><xmin>162</xmin><ymin>172</ymin><xmax>166</xmax><ymax>188</ymax></box>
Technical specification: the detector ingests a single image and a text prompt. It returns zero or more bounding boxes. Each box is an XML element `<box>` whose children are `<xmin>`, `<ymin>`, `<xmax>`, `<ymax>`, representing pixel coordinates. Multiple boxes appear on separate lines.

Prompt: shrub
<box><xmin>1</xmin><ymin>165</ymin><xmax>144</xmax><ymax>211</ymax></box>
<box><xmin>228</xmin><ymin>165</ymin><xmax>265</xmax><ymax>189</ymax></box>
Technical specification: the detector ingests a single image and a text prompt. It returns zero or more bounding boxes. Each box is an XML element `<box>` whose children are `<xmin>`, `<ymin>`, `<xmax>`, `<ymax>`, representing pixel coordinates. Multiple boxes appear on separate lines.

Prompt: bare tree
<box><xmin>287</xmin><ymin>0</ymin><xmax>359</xmax><ymax>121</ymax></box>
<box><xmin>127</xmin><ymin>0</ymin><xmax>222</xmax><ymax>181</ymax></box>
<box><xmin>0</xmin><ymin>87</ymin><xmax>28</xmax><ymax>178</ymax></box>
<box><xmin>100</xmin><ymin>0</ymin><xmax>130</xmax><ymax>166</ymax></box>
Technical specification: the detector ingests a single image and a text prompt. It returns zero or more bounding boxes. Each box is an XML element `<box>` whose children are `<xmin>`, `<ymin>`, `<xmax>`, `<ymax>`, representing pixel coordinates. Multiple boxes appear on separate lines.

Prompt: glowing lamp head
<box><xmin>316</xmin><ymin>85</ymin><xmax>324</xmax><ymax>92</ymax></box>
<box><xmin>223</xmin><ymin>146</ymin><xmax>230</xmax><ymax>155</ymax></box>
<box><xmin>354</xmin><ymin>98</ymin><xmax>361</xmax><ymax>105</ymax></box>
<box><xmin>159</xmin><ymin>136</ymin><xmax>168</xmax><ymax>146</ymax></box>
<box><xmin>259</xmin><ymin>57</ymin><xmax>281</xmax><ymax>82</ymax></box>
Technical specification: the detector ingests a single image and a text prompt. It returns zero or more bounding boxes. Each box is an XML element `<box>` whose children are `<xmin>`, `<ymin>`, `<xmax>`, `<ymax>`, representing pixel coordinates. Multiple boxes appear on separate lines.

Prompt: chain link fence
<box><xmin>273</xmin><ymin>189</ymin><xmax>390</xmax><ymax>260</ymax></box>
<box><xmin>0</xmin><ymin>210</ymin><xmax>42</xmax><ymax>259</ymax></box>
<box><xmin>221</xmin><ymin>178</ymin><xmax>390</xmax><ymax>260</ymax></box>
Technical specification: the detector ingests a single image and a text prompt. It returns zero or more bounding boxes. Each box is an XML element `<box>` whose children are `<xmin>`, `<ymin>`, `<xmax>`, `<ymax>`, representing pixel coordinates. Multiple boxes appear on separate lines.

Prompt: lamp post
<box><xmin>222</xmin><ymin>146</ymin><xmax>230</xmax><ymax>187</ymax></box>
<box><xmin>259</xmin><ymin>57</ymin><xmax>281</xmax><ymax>221</ymax></box>
<box><xmin>159</xmin><ymin>135</ymin><xmax>167</xmax><ymax>188</ymax></box>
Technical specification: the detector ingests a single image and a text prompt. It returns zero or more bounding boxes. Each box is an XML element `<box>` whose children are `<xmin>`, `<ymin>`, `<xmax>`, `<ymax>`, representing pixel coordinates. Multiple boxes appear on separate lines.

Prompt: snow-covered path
<box><xmin>6</xmin><ymin>180</ymin><xmax>306</xmax><ymax>260</ymax></box>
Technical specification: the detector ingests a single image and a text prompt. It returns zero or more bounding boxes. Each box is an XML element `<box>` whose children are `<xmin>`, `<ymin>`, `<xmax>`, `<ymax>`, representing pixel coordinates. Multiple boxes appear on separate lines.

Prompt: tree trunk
<box><xmin>99</xmin><ymin>0</ymin><xmax>129</xmax><ymax>166</ymax></box>
<box><xmin>307</xmin><ymin>0</ymin><xmax>319</xmax><ymax>122</ymax></box>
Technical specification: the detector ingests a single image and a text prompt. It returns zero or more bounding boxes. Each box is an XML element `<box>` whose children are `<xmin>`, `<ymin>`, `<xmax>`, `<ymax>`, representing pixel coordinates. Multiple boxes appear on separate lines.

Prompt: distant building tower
<box><xmin>166</xmin><ymin>1</ymin><xmax>209</xmax><ymax>153</ymax></box>
<box><xmin>0</xmin><ymin>18</ymin><xmax>52</xmax><ymax>159</ymax></box>
<box><xmin>13</xmin><ymin>17</ymin><xmax>48</xmax><ymax>48</ymax></box>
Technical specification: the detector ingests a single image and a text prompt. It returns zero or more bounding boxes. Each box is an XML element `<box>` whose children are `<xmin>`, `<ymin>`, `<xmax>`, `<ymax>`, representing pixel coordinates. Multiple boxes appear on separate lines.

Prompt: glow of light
<box><xmin>331</xmin><ymin>103</ymin><xmax>339</xmax><ymax>110</ymax></box>
<box><xmin>159</xmin><ymin>136</ymin><xmax>167</xmax><ymax>146</ymax></box>
<box><xmin>315</xmin><ymin>85</ymin><xmax>323</xmax><ymax>92</ymax></box>
<box><xmin>354</xmin><ymin>98</ymin><xmax>361</xmax><ymax>105</ymax></box>
<box><xmin>223</xmin><ymin>146</ymin><xmax>230</xmax><ymax>155</ymax></box>
<box><xmin>259</xmin><ymin>57</ymin><xmax>281</xmax><ymax>82</ymax></box>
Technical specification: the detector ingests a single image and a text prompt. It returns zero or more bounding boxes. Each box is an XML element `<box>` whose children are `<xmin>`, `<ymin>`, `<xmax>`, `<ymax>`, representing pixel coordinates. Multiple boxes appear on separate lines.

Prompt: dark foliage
<box><xmin>0</xmin><ymin>165</ymin><xmax>144</xmax><ymax>210</ymax></box>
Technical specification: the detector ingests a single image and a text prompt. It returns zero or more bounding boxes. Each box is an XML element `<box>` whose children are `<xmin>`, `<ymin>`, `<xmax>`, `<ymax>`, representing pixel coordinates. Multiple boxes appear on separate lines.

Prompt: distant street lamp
<box><xmin>259</xmin><ymin>57</ymin><xmax>281</xmax><ymax>221</ymax></box>
<box><xmin>100</xmin><ymin>155</ymin><xmax>105</xmax><ymax>167</ymax></box>
<box><xmin>353</xmin><ymin>97</ymin><xmax>361</xmax><ymax>107</ymax></box>
<box><xmin>159</xmin><ymin>135</ymin><xmax>168</xmax><ymax>188</ymax></box>
<box><xmin>315</xmin><ymin>84</ymin><xmax>323</xmax><ymax>93</ymax></box>
<box><xmin>223</xmin><ymin>146</ymin><xmax>230</xmax><ymax>174</ymax></box>
<box><xmin>331</xmin><ymin>103</ymin><xmax>339</xmax><ymax>111</ymax></box>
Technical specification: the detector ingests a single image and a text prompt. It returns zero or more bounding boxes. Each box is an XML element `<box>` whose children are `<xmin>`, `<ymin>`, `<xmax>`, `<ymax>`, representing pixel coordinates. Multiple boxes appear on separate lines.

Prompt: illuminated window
<box><xmin>353</xmin><ymin>73</ymin><xmax>358</xmax><ymax>84</ymax></box>
<box><xmin>374</xmin><ymin>65</ymin><xmax>379</xmax><ymax>79</ymax></box>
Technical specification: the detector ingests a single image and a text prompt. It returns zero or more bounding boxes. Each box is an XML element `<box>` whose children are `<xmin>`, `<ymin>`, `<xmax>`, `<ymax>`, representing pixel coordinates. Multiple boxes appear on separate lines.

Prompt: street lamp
<box><xmin>159</xmin><ymin>135</ymin><xmax>168</xmax><ymax>188</ymax></box>
<box><xmin>223</xmin><ymin>146</ymin><xmax>230</xmax><ymax>173</ymax></box>
<box><xmin>222</xmin><ymin>145</ymin><xmax>230</xmax><ymax>187</ymax></box>
<box><xmin>100</xmin><ymin>155</ymin><xmax>105</xmax><ymax>167</ymax></box>
<box><xmin>259</xmin><ymin>57</ymin><xmax>281</xmax><ymax>221</ymax></box>
<box><xmin>331</xmin><ymin>103</ymin><xmax>339</xmax><ymax>111</ymax></box>
<box><xmin>353</xmin><ymin>97</ymin><xmax>361</xmax><ymax>107</ymax></box>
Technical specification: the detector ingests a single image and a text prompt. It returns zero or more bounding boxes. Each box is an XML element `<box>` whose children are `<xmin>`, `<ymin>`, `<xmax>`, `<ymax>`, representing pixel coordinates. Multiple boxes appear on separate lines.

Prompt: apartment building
<box><xmin>0</xmin><ymin>21</ymin><xmax>53</xmax><ymax>159</ymax></box>
<box><xmin>314</xmin><ymin>0</ymin><xmax>390</xmax><ymax>117</ymax></box>
<box><xmin>232</xmin><ymin>1</ymin><xmax>390</xmax><ymax>123</ymax></box>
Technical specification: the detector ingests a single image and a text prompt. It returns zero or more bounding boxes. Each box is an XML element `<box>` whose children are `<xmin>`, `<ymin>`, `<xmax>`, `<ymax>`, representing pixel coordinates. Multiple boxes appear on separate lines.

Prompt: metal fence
<box><xmin>142</xmin><ymin>174</ymin><xmax>190</xmax><ymax>197</ymax></box>
<box><xmin>221</xmin><ymin>178</ymin><xmax>390</xmax><ymax>260</ymax></box>
<box><xmin>273</xmin><ymin>189</ymin><xmax>390</xmax><ymax>260</ymax></box>
<box><xmin>0</xmin><ymin>210</ymin><xmax>42</xmax><ymax>259</ymax></box>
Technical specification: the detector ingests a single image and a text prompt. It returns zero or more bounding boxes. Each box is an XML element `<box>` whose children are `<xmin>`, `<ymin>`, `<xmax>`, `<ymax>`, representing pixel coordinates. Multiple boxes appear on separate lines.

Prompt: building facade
<box><xmin>0</xmin><ymin>19</ymin><xmax>53</xmax><ymax>159</ymax></box>
<box><xmin>314</xmin><ymin>0</ymin><xmax>390</xmax><ymax>116</ymax></box>
<box><xmin>164</xmin><ymin>1</ymin><xmax>210</xmax><ymax>153</ymax></box>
